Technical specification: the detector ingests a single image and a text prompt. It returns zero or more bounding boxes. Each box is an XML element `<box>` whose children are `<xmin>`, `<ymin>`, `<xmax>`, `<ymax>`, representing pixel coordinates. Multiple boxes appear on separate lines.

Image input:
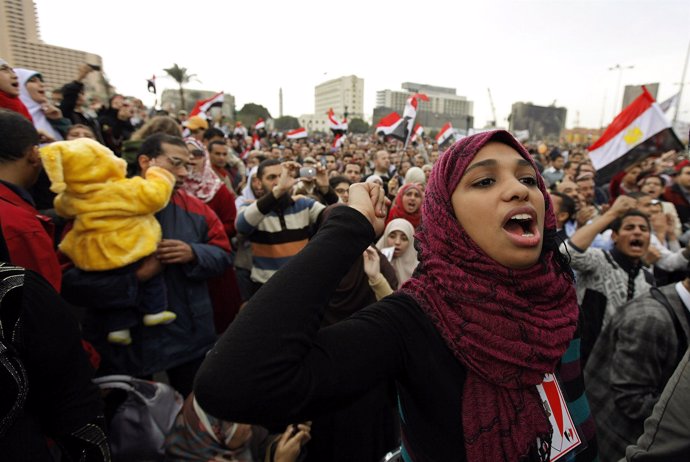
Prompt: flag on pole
<box><xmin>146</xmin><ymin>75</ymin><xmax>156</xmax><ymax>94</ymax></box>
<box><xmin>401</xmin><ymin>93</ymin><xmax>429</xmax><ymax>147</ymax></box>
<box><xmin>375</xmin><ymin>112</ymin><xmax>403</xmax><ymax>137</ymax></box>
<box><xmin>328</xmin><ymin>108</ymin><xmax>348</xmax><ymax>135</ymax></box>
<box><xmin>588</xmin><ymin>87</ymin><xmax>683</xmax><ymax>185</ymax></box>
<box><xmin>189</xmin><ymin>92</ymin><xmax>224</xmax><ymax>117</ymax></box>
<box><xmin>254</xmin><ymin>118</ymin><xmax>266</xmax><ymax>130</ymax></box>
<box><xmin>286</xmin><ymin>127</ymin><xmax>307</xmax><ymax>139</ymax></box>
<box><xmin>410</xmin><ymin>124</ymin><xmax>424</xmax><ymax>143</ymax></box>
<box><xmin>436</xmin><ymin>122</ymin><xmax>456</xmax><ymax>146</ymax></box>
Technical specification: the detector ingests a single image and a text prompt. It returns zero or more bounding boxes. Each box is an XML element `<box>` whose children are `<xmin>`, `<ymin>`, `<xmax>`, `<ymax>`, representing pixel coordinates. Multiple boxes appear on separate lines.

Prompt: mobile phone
<box><xmin>87</xmin><ymin>64</ymin><xmax>101</xmax><ymax>71</ymax></box>
<box><xmin>299</xmin><ymin>167</ymin><xmax>316</xmax><ymax>178</ymax></box>
<box><xmin>320</xmin><ymin>157</ymin><xmax>327</xmax><ymax>168</ymax></box>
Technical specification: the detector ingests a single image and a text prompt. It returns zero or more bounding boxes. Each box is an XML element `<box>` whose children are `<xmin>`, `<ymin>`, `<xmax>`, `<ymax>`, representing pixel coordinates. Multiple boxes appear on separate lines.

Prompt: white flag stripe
<box><xmin>589</xmin><ymin>103</ymin><xmax>670</xmax><ymax>170</ymax></box>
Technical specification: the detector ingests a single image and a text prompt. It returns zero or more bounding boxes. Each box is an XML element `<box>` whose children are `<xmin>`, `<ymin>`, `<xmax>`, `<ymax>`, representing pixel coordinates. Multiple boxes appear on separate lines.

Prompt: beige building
<box><xmin>374</xmin><ymin>82</ymin><xmax>474</xmax><ymax>131</ymax></box>
<box><xmin>314</xmin><ymin>75</ymin><xmax>364</xmax><ymax>121</ymax></box>
<box><xmin>1</xmin><ymin>0</ymin><xmax>106</xmax><ymax>98</ymax></box>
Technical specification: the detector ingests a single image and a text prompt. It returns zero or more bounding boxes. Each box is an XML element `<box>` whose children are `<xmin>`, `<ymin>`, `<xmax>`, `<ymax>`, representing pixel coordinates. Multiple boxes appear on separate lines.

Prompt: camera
<box><xmin>299</xmin><ymin>167</ymin><xmax>316</xmax><ymax>178</ymax></box>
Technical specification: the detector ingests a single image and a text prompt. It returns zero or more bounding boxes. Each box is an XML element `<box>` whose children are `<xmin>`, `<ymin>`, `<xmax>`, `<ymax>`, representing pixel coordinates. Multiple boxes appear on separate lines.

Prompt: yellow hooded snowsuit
<box><xmin>40</xmin><ymin>138</ymin><xmax>175</xmax><ymax>271</ymax></box>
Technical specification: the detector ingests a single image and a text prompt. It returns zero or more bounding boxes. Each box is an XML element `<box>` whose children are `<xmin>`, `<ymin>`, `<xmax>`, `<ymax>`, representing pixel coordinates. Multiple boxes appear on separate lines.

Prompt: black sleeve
<box><xmin>195</xmin><ymin>207</ymin><xmax>406</xmax><ymax>426</ymax></box>
<box><xmin>20</xmin><ymin>271</ymin><xmax>104</xmax><ymax>435</ymax></box>
<box><xmin>58</xmin><ymin>80</ymin><xmax>84</xmax><ymax>121</ymax></box>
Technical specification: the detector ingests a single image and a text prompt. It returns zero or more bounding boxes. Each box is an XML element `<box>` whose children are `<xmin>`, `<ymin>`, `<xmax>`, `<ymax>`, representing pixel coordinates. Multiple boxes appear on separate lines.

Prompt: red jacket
<box><xmin>0</xmin><ymin>182</ymin><xmax>62</xmax><ymax>291</ymax></box>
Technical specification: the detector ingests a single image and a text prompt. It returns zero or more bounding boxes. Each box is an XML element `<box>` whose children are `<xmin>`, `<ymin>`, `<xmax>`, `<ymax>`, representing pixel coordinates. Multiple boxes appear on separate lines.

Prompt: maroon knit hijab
<box><xmin>400</xmin><ymin>130</ymin><xmax>578</xmax><ymax>462</ymax></box>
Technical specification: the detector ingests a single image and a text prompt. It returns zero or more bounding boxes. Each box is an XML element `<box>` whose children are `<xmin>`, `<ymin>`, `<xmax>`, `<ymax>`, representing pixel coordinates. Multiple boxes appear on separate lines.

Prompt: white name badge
<box><xmin>536</xmin><ymin>373</ymin><xmax>581</xmax><ymax>461</ymax></box>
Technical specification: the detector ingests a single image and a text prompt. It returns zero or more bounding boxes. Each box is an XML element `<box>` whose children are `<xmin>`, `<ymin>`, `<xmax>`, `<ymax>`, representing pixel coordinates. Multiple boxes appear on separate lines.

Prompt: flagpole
<box><xmin>673</xmin><ymin>40</ymin><xmax>690</xmax><ymax>125</ymax></box>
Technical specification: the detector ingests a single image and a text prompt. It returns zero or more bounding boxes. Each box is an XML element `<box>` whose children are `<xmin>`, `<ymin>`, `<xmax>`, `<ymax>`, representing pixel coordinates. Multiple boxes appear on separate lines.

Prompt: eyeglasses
<box><xmin>160</xmin><ymin>154</ymin><xmax>192</xmax><ymax>172</ymax></box>
<box><xmin>190</xmin><ymin>149</ymin><xmax>205</xmax><ymax>158</ymax></box>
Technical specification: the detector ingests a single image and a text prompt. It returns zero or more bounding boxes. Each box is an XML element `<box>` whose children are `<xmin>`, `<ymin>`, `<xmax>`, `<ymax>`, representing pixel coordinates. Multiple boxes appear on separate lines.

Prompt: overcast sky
<box><xmin>34</xmin><ymin>0</ymin><xmax>690</xmax><ymax>129</ymax></box>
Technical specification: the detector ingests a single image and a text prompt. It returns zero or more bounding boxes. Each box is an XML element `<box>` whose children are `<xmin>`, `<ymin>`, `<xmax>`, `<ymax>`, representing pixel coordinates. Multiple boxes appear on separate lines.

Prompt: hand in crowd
<box><xmin>650</xmin><ymin>211</ymin><xmax>669</xmax><ymax>242</ymax></box>
<box><xmin>644</xmin><ymin>245</ymin><xmax>662</xmax><ymax>265</ymax></box>
<box><xmin>363</xmin><ymin>246</ymin><xmax>382</xmax><ymax>282</ymax></box>
<box><xmin>135</xmin><ymin>254</ymin><xmax>163</xmax><ymax>281</ymax></box>
<box><xmin>315</xmin><ymin>165</ymin><xmax>329</xmax><ymax>190</ymax></box>
<box><xmin>77</xmin><ymin>63</ymin><xmax>95</xmax><ymax>81</ymax></box>
<box><xmin>156</xmin><ymin>239</ymin><xmax>196</xmax><ymax>264</ymax></box>
<box><xmin>388</xmin><ymin>177</ymin><xmax>399</xmax><ymax>197</ymax></box>
<box><xmin>273</xmin><ymin>161</ymin><xmax>300</xmax><ymax>198</ymax></box>
<box><xmin>576</xmin><ymin>205</ymin><xmax>596</xmax><ymax>228</ymax></box>
<box><xmin>666</xmin><ymin>213</ymin><xmax>678</xmax><ymax>241</ymax></box>
<box><xmin>607</xmin><ymin>195</ymin><xmax>637</xmax><ymax>217</ymax></box>
<box><xmin>37</xmin><ymin>129</ymin><xmax>57</xmax><ymax>144</ymax></box>
<box><xmin>274</xmin><ymin>423</ymin><xmax>312</xmax><ymax>462</ymax></box>
<box><xmin>41</xmin><ymin>102</ymin><xmax>63</xmax><ymax>120</ymax></box>
<box><xmin>348</xmin><ymin>183</ymin><xmax>390</xmax><ymax>236</ymax></box>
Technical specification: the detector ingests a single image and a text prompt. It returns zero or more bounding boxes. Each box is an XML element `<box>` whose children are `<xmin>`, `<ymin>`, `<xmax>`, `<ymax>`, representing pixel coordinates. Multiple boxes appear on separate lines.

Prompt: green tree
<box><xmin>274</xmin><ymin>116</ymin><xmax>300</xmax><ymax>131</ymax></box>
<box><xmin>237</xmin><ymin>103</ymin><xmax>272</xmax><ymax>127</ymax></box>
<box><xmin>348</xmin><ymin>117</ymin><xmax>370</xmax><ymax>134</ymax></box>
<box><xmin>163</xmin><ymin>63</ymin><xmax>197</xmax><ymax>111</ymax></box>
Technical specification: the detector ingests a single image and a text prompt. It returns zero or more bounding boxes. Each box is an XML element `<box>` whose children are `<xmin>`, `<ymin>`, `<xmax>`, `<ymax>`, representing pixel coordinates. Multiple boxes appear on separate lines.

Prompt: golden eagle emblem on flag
<box><xmin>623</xmin><ymin>127</ymin><xmax>643</xmax><ymax>145</ymax></box>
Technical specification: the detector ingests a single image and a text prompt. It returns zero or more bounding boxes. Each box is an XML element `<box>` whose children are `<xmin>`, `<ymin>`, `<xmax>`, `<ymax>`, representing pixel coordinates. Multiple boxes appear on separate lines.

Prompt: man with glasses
<box><xmin>63</xmin><ymin>133</ymin><xmax>232</xmax><ymax>397</ymax></box>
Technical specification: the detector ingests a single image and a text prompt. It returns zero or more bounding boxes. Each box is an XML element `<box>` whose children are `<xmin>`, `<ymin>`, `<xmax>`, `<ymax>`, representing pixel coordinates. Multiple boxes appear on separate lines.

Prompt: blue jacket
<box><xmin>63</xmin><ymin>190</ymin><xmax>232</xmax><ymax>376</ymax></box>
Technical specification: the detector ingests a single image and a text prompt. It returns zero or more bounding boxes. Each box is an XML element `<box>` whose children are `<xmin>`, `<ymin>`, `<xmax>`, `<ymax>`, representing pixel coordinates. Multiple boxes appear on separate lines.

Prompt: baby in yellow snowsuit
<box><xmin>40</xmin><ymin>138</ymin><xmax>177</xmax><ymax>345</ymax></box>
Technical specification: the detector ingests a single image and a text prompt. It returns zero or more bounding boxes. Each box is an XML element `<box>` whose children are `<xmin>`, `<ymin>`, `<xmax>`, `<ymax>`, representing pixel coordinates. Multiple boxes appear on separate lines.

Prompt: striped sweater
<box><xmin>236</xmin><ymin>193</ymin><xmax>325</xmax><ymax>284</ymax></box>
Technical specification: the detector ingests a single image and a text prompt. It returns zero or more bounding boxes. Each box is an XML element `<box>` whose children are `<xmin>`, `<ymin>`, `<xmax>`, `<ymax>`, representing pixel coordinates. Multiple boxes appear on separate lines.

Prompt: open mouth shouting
<box><xmin>502</xmin><ymin>207</ymin><xmax>541</xmax><ymax>247</ymax></box>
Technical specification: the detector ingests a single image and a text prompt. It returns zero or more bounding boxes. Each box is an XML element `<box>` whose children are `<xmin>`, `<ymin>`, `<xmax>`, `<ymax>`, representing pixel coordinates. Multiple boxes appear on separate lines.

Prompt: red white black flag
<box><xmin>436</xmin><ymin>122</ymin><xmax>455</xmax><ymax>146</ymax></box>
<box><xmin>189</xmin><ymin>92</ymin><xmax>224</xmax><ymax>117</ymax></box>
<box><xmin>588</xmin><ymin>87</ymin><xmax>683</xmax><ymax>185</ymax></box>
<box><xmin>286</xmin><ymin>127</ymin><xmax>307</xmax><ymax>139</ymax></box>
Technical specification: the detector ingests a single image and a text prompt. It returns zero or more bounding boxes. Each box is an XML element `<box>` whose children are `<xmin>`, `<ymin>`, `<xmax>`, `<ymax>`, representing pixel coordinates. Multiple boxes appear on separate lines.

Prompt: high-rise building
<box><xmin>314</xmin><ymin>75</ymin><xmax>364</xmax><ymax>121</ymax></box>
<box><xmin>508</xmin><ymin>102</ymin><xmax>567</xmax><ymax>140</ymax></box>
<box><xmin>373</xmin><ymin>82</ymin><xmax>473</xmax><ymax>132</ymax></box>
<box><xmin>1</xmin><ymin>0</ymin><xmax>106</xmax><ymax>97</ymax></box>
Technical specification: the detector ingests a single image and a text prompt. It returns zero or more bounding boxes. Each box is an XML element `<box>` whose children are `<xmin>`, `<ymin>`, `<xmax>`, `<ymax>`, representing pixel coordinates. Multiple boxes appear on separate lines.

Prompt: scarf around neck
<box><xmin>182</xmin><ymin>137</ymin><xmax>223</xmax><ymax>203</ymax></box>
<box><xmin>0</xmin><ymin>89</ymin><xmax>32</xmax><ymax>122</ymax></box>
<box><xmin>400</xmin><ymin>130</ymin><xmax>578</xmax><ymax>462</ymax></box>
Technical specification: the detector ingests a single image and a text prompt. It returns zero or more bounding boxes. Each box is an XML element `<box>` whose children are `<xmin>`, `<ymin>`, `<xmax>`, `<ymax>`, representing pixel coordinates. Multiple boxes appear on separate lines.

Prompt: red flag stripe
<box><xmin>588</xmin><ymin>88</ymin><xmax>655</xmax><ymax>151</ymax></box>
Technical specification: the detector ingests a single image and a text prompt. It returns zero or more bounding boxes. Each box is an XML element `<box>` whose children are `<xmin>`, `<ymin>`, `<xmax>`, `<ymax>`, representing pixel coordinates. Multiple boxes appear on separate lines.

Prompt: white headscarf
<box><xmin>14</xmin><ymin>68</ymin><xmax>63</xmax><ymax>141</ymax></box>
<box><xmin>235</xmin><ymin>166</ymin><xmax>259</xmax><ymax>210</ymax></box>
<box><xmin>375</xmin><ymin>218</ymin><xmax>418</xmax><ymax>285</ymax></box>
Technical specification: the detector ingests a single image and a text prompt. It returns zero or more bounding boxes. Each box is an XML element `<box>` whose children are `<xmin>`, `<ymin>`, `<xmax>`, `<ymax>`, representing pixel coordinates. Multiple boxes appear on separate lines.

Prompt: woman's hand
<box><xmin>348</xmin><ymin>183</ymin><xmax>389</xmax><ymax>236</ymax></box>
<box><xmin>274</xmin><ymin>423</ymin><xmax>311</xmax><ymax>462</ymax></box>
<box><xmin>363</xmin><ymin>246</ymin><xmax>381</xmax><ymax>282</ymax></box>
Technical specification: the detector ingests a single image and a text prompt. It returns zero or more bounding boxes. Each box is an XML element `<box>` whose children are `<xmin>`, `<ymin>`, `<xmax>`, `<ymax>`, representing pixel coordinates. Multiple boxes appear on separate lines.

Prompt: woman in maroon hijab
<box><xmin>195</xmin><ymin>131</ymin><xmax>597</xmax><ymax>462</ymax></box>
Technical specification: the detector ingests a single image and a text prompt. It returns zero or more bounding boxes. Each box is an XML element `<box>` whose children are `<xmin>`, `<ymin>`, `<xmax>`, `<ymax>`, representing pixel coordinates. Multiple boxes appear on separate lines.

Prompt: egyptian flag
<box><xmin>410</xmin><ymin>124</ymin><xmax>424</xmax><ymax>143</ymax></box>
<box><xmin>255</xmin><ymin>118</ymin><xmax>266</xmax><ymax>130</ymax></box>
<box><xmin>286</xmin><ymin>127</ymin><xmax>307</xmax><ymax>139</ymax></box>
<box><xmin>436</xmin><ymin>122</ymin><xmax>455</xmax><ymax>146</ymax></box>
<box><xmin>588</xmin><ymin>87</ymin><xmax>684</xmax><ymax>185</ymax></box>
<box><xmin>328</xmin><ymin>108</ymin><xmax>347</xmax><ymax>135</ymax></box>
<box><xmin>252</xmin><ymin>133</ymin><xmax>261</xmax><ymax>150</ymax></box>
<box><xmin>189</xmin><ymin>91</ymin><xmax>224</xmax><ymax>117</ymax></box>
<box><xmin>400</xmin><ymin>93</ymin><xmax>429</xmax><ymax>145</ymax></box>
<box><xmin>376</xmin><ymin>112</ymin><xmax>403</xmax><ymax>137</ymax></box>
<box><xmin>332</xmin><ymin>133</ymin><xmax>346</xmax><ymax>150</ymax></box>
<box><xmin>146</xmin><ymin>75</ymin><xmax>156</xmax><ymax>94</ymax></box>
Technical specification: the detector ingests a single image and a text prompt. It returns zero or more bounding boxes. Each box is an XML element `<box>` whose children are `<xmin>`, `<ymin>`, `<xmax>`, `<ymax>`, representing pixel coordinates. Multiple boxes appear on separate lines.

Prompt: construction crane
<box><xmin>487</xmin><ymin>88</ymin><xmax>497</xmax><ymax>128</ymax></box>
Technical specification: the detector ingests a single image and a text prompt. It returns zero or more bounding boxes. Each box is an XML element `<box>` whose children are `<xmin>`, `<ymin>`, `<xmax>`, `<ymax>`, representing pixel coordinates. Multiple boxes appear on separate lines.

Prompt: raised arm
<box><xmin>569</xmin><ymin>195</ymin><xmax>636</xmax><ymax>250</ymax></box>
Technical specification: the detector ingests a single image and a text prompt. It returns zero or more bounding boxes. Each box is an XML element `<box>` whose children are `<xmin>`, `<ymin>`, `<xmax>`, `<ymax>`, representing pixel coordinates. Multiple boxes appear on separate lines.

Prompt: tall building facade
<box><xmin>508</xmin><ymin>102</ymin><xmax>567</xmax><ymax>140</ymax></box>
<box><xmin>1</xmin><ymin>0</ymin><xmax>106</xmax><ymax>97</ymax></box>
<box><xmin>374</xmin><ymin>82</ymin><xmax>474</xmax><ymax>131</ymax></box>
<box><xmin>314</xmin><ymin>75</ymin><xmax>364</xmax><ymax>120</ymax></box>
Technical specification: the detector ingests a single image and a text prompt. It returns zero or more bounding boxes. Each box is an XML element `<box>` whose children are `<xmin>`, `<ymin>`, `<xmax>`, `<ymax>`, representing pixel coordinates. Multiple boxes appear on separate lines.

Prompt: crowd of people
<box><xmin>1</xmin><ymin>58</ymin><xmax>689</xmax><ymax>462</ymax></box>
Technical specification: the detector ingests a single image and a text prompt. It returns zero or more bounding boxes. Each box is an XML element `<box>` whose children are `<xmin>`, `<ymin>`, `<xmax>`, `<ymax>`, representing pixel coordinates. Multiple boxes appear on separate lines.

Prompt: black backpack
<box><xmin>0</xmin><ymin>264</ymin><xmax>29</xmax><ymax>437</ymax></box>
